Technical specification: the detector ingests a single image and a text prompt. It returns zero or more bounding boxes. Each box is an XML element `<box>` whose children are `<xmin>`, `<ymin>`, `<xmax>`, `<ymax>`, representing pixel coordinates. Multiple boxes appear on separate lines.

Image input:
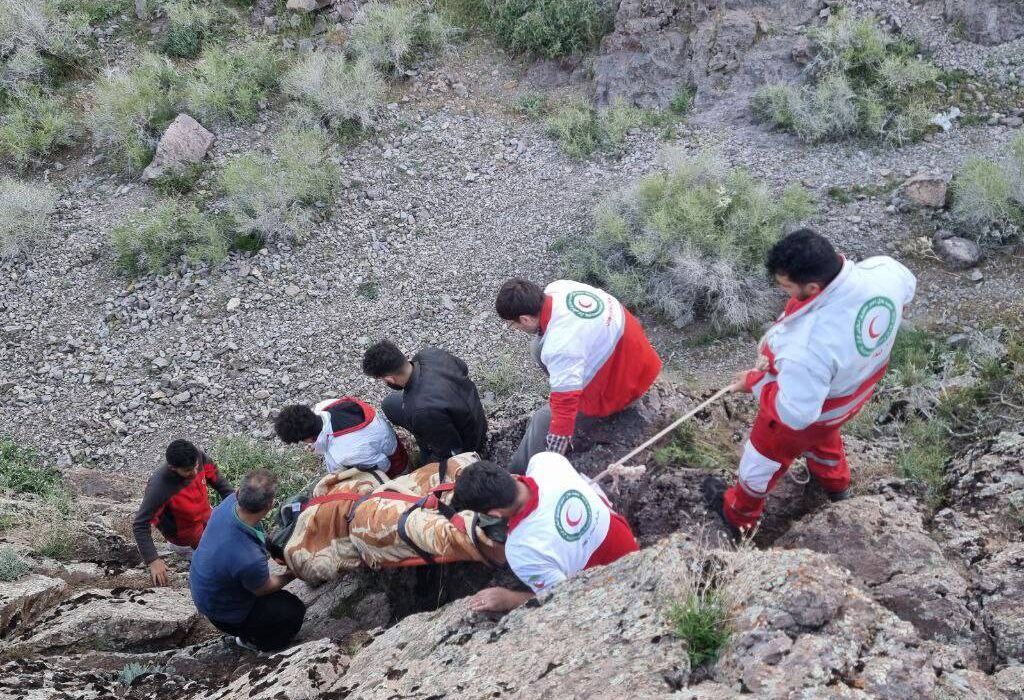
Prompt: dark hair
<box><xmin>362</xmin><ymin>340</ymin><xmax>407</xmax><ymax>378</ymax></box>
<box><xmin>452</xmin><ymin>460</ymin><xmax>518</xmax><ymax>513</ymax></box>
<box><xmin>765</xmin><ymin>228</ymin><xmax>842</xmax><ymax>286</ymax></box>
<box><xmin>238</xmin><ymin>469</ymin><xmax>278</xmax><ymax>513</ymax></box>
<box><xmin>274</xmin><ymin>405</ymin><xmax>322</xmax><ymax>443</ymax></box>
<box><xmin>166</xmin><ymin>439</ymin><xmax>200</xmax><ymax>469</ymax></box>
<box><xmin>495</xmin><ymin>278</ymin><xmax>544</xmax><ymax>321</ymax></box>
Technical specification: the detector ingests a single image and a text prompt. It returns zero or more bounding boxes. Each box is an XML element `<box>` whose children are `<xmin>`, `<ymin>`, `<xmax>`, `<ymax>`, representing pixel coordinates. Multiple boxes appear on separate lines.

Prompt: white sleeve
<box><xmin>507</xmin><ymin>543</ymin><xmax>567</xmax><ymax>594</ymax></box>
<box><xmin>773</xmin><ymin>354</ymin><xmax>833</xmax><ymax>430</ymax></box>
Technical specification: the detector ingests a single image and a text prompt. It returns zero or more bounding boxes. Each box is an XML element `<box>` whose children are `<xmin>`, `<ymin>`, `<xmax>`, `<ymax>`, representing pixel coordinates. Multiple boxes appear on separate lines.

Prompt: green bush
<box><xmin>110</xmin><ymin>198</ymin><xmax>228</xmax><ymax>275</ymax></box>
<box><xmin>652</xmin><ymin>422</ymin><xmax>734</xmax><ymax>471</ymax></box>
<box><xmin>0</xmin><ymin>0</ymin><xmax>89</xmax><ymax>92</ymax></box>
<box><xmin>347</xmin><ymin>1</ymin><xmax>453</xmax><ymax>73</ymax></box>
<box><xmin>0</xmin><ymin>545</ymin><xmax>30</xmax><ymax>582</ymax></box>
<box><xmin>950</xmin><ymin>135</ymin><xmax>1024</xmax><ymax>244</ymax></box>
<box><xmin>448</xmin><ymin>0</ymin><xmax>612</xmax><ymax>59</ymax></box>
<box><xmin>86</xmin><ymin>53</ymin><xmax>181</xmax><ymax>174</ymax></box>
<box><xmin>0</xmin><ymin>87</ymin><xmax>77</xmax><ymax>169</ymax></box>
<box><xmin>183</xmin><ymin>42</ymin><xmax>284</xmax><ymax>125</ymax></box>
<box><xmin>61</xmin><ymin>0</ymin><xmax>132</xmax><ymax>24</ymax></box>
<box><xmin>0</xmin><ymin>176</ymin><xmax>57</xmax><ymax>258</ymax></box>
<box><xmin>282</xmin><ymin>52</ymin><xmax>386</xmax><ymax>131</ymax></box>
<box><xmin>896</xmin><ymin>417</ymin><xmax>949</xmax><ymax>506</ymax></box>
<box><xmin>545</xmin><ymin>99</ymin><xmax>652</xmax><ymax>159</ymax></box>
<box><xmin>565</xmin><ymin>156</ymin><xmax>814</xmax><ymax>329</ymax></box>
<box><xmin>219</xmin><ymin>125</ymin><xmax>338</xmax><ymax>245</ymax></box>
<box><xmin>887</xmin><ymin>327</ymin><xmax>944</xmax><ymax>388</ymax></box>
<box><xmin>753</xmin><ymin>10</ymin><xmax>939</xmax><ymax>145</ymax></box>
<box><xmin>160</xmin><ymin>0</ymin><xmax>213</xmax><ymax>58</ymax></box>
<box><xmin>32</xmin><ymin>519</ymin><xmax>74</xmax><ymax>559</ymax></box>
<box><xmin>669</xmin><ymin>88</ymin><xmax>694</xmax><ymax>116</ymax></box>
<box><xmin>0</xmin><ymin>436</ymin><xmax>63</xmax><ymax>497</ymax></box>
<box><xmin>669</xmin><ymin>591</ymin><xmax>731</xmax><ymax>667</ymax></box>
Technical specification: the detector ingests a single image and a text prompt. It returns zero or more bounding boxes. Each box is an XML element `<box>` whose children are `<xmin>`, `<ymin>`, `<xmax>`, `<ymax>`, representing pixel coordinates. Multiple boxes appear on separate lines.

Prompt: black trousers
<box><xmin>209</xmin><ymin>589</ymin><xmax>306</xmax><ymax>652</ymax></box>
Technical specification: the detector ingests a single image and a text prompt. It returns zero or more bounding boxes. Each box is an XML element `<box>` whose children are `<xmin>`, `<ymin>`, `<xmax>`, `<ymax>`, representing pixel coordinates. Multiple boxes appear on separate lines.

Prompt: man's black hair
<box><xmin>765</xmin><ymin>228</ymin><xmax>842</xmax><ymax>286</ymax></box>
<box><xmin>166</xmin><ymin>439</ymin><xmax>200</xmax><ymax>469</ymax></box>
<box><xmin>274</xmin><ymin>405</ymin><xmax>322</xmax><ymax>444</ymax></box>
<box><xmin>495</xmin><ymin>278</ymin><xmax>544</xmax><ymax>321</ymax></box>
<box><xmin>452</xmin><ymin>460</ymin><xmax>518</xmax><ymax>513</ymax></box>
<box><xmin>362</xmin><ymin>340</ymin><xmax>407</xmax><ymax>378</ymax></box>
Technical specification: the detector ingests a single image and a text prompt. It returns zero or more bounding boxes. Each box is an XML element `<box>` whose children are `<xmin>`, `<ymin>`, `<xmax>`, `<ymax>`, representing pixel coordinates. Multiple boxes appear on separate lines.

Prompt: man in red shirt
<box><xmin>496</xmin><ymin>278</ymin><xmax>662</xmax><ymax>473</ymax></box>
<box><xmin>132</xmin><ymin>440</ymin><xmax>233</xmax><ymax>586</ymax></box>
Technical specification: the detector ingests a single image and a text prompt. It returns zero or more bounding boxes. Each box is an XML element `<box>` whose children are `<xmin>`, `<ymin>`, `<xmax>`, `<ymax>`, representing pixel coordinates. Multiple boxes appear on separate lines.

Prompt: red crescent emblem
<box><xmin>579</xmin><ymin>299</ymin><xmax>592</xmax><ymax>308</ymax></box>
<box><xmin>868</xmin><ymin>316</ymin><xmax>882</xmax><ymax>339</ymax></box>
<box><xmin>565</xmin><ymin>505</ymin><xmax>583</xmax><ymax>527</ymax></box>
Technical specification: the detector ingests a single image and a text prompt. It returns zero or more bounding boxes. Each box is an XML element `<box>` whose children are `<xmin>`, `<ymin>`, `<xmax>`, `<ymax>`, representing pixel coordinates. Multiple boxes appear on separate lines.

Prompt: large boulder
<box><xmin>593</xmin><ymin>0</ymin><xmax>819</xmax><ymax>111</ymax></box>
<box><xmin>7</xmin><ymin>588</ymin><xmax>199</xmax><ymax>654</ymax></box>
<box><xmin>204</xmin><ymin>639</ymin><xmax>349</xmax><ymax>700</ymax></box>
<box><xmin>978</xmin><ymin>543</ymin><xmax>1024</xmax><ymax>664</ymax></box>
<box><xmin>777</xmin><ymin>495</ymin><xmax>987</xmax><ymax>664</ymax></box>
<box><xmin>945</xmin><ymin>0</ymin><xmax>1024</xmax><ymax>45</ymax></box>
<box><xmin>0</xmin><ymin>573</ymin><xmax>67</xmax><ymax>635</ymax></box>
<box><xmin>140</xmin><ymin>114</ymin><xmax>214</xmax><ymax>182</ymax></box>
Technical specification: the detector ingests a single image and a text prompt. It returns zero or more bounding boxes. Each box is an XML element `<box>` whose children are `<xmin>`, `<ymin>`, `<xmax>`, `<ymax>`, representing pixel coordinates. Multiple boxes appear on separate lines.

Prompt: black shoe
<box><xmin>701</xmin><ymin>476</ymin><xmax>743</xmax><ymax>541</ymax></box>
<box><xmin>827</xmin><ymin>489</ymin><xmax>851</xmax><ymax>503</ymax></box>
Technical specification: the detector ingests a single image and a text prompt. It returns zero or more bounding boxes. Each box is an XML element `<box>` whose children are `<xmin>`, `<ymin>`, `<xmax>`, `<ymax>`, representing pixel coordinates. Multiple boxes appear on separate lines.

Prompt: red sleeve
<box><xmin>744</xmin><ymin>369</ymin><xmax>766</xmax><ymax>392</ymax></box>
<box><xmin>548</xmin><ymin>390</ymin><xmax>582</xmax><ymax>436</ymax></box>
<box><xmin>756</xmin><ymin>381</ymin><xmax>783</xmax><ymax>424</ymax></box>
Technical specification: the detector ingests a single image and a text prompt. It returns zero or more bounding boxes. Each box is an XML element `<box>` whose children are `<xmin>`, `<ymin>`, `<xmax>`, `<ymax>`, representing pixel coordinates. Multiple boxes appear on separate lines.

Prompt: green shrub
<box><xmin>347</xmin><ymin>1</ymin><xmax>453</xmax><ymax>73</ymax></box>
<box><xmin>148</xmin><ymin>161</ymin><xmax>206</xmax><ymax>195</ymax></box>
<box><xmin>565</xmin><ymin>156</ymin><xmax>814</xmax><ymax>329</ymax></box>
<box><xmin>753</xmin><ymin>10</ymin><xmax>940</xmax><ymax>146</ymax></box>
<box><xmin>896</xmin><ymin>417</ymin><xmax>949</xmax><ymax>506</ymax></box>
<box><xmin>0</xmin><ymin>545</ymin><xmax>30</xmax><ymax>581</ymax></box>
<box><xmin>0</xmin><ymin>176</ymin><xmax>57</xmax><ymax>258</ymax></box>
<box><xmin>669</xmin><ymin>591</ymin><xmax>731</xmax><ymax>667</ymax></box>
<box><xmin>61</xmin><ymin>0</ymin><xmax>132</xmax><ymax>24</ymax></box>
<box><xmin>450</xmin><ymin>0</ymin><xmax>612</xmax><ymax>59</ymax></box>
<box><xmin>669</xmin><ymin>88</ymin><xmax>694</xmax><ymax>115</ymax></box>
<box><xmin>160</xmin><ymin>0</ymin><xmax>213</xmax><ymax>58</ymax></box>
<box><xmin>110</xmin><ymin>198</ymin><xmax>228</xmax><ymax>275</ymax></box>
<box><xmin>219</xmin><ymin>125</ymin><xmax>338</xmax><ymax>245</ymax></box>
<box><xmin>514</xmin><ymin>92</ymin><xmax>550</xmax><ymax>119</ymax></box>
<box><xmin>183</xmin><ymin>42</ymin><xmax>284</xmax><ymax>125</ymax></box>
<box><xmin>0</xmin><ymin>436</ymin><xmax>64</xmax><ymax>497</ymax></box>
<box><xmin>887</xmin><ymin>327</ymin><xmax>943</xmax><ymax>388</ymax></box>
<box><xmin>545</xmin><ymin>99</ymin><xmax>652</xmax><ymax>159</ymax></box>
<box><xmin>950</xmin><ymin>136</ymin><xmax>1024</xmax><ymax>244</ymax></box>
<box><xmin>0</xmin><ymin>0</ymin><xmax>89</xmax><ymax>91</ymax></box>
<box><xmin>282</xmin><ymin>52</ymin><xmax>386</xmax><ymax>131</ymax></box>
<box><xmin>0</xmin><ymin>87</ymin><xmax>77</xmax><ymax>168</ymax></box>
<box><xmin>32</xmin><ymin>519</ymin><xmax>74</xmax><ymax>559</ymax></box>
<box><xmin>86</xmin><ymin>53</ymin><xmax>182</xmax><ymax>174</ymax></box>
<box><xmin>208</xmin><ymin>436</ymin><xmax>320</xmax><ymax>526</ymax></box>
<box><xmin>652</xmin><ymin>422</ymin><xmax>734</xmax><ymax>471</ymax></box>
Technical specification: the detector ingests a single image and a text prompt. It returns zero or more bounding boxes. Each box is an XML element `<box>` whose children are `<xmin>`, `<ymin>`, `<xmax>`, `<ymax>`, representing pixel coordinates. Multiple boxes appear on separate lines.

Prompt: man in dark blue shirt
<box><xmin>189</xmin><ymin>469</ymin><xmax>305</xmax><ymax>652</ymax></box>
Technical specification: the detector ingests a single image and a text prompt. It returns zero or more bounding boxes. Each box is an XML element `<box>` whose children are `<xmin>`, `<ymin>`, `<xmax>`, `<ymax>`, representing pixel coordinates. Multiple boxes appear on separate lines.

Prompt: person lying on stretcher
<box><xmin>267</xmin><ymin>453</ymin><xmax>506</xmax><ymax>586</ymax></box>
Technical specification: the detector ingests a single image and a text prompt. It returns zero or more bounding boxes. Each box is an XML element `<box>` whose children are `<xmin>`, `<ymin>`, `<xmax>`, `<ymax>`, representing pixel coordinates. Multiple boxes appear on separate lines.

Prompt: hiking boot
<box><xmin>827</xmin><ymin>488</ymin><xmax>851</xmax><ymax>503</ymax></box>
<box><xmin>701</xmin><ymin>475</ymin><xmax>743</xmax><ymax>541</ymax></box>
<box><xmin>234</xmin><ymin>636</ymin><xmax>262</xmax><ymax>653</ymax></box>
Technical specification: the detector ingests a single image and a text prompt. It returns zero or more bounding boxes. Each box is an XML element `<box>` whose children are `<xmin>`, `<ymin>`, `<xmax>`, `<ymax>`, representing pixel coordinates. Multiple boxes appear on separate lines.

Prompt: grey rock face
<box><xmin>140</xmin><ymin>114</ymin><xmax>214</xmax><ymax>182</ymax></box>
<box><xmin>934</xmin><ymin>235</ymin><xmax>983</xmax><ymax>269</ymax></box>
<box><xmin>0</xmin><ymin>573</ymin><xmax>67</xmax><ymax>635</ymax></box>
<box><xmin>204</xmin><ymin>639</ymin><xmax>349</xmax><ymax>700</ymax></box>
<box><xmin>979</xmin><ymin>543</ymin><xmax>1024</xmax><ymax>664</ymax></box>
<box><xmin>945</xmin><ymin>0</ymin><xmax>1024</xmax><ymax>45</ymax></box>
<box><xmin>778</xmin><ymin>495</ymin><xmax>988</xmax><ymax>665</ymax></box>
<box><xmin>898</xmin><ymin>173</ymin><xmax>950</xmax><ymax>209</ymax></box>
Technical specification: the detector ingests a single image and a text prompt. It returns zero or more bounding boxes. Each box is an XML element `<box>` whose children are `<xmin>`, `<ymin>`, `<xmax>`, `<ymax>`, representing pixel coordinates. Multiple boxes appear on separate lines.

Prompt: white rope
<box><xmin>594</xmin><ymin>386</ymin><xmax>733</xmax><ymax>485</ymax></box>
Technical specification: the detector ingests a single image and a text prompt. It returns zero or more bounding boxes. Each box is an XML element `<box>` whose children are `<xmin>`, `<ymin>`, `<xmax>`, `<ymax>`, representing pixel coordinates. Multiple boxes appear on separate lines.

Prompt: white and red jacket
<box><xmin>539</xmin><ymin>280</ymin><xmax>662</xmax><ymax>438</ymax></box>
<box><xmin>745</xmin><ymin>257</ymin><xmax>917</xmax><ymax>431</ymax></box>
<box><xmin>313</xmin><ymin>397</ymin><xmax>400</xmax><ymax>473</ymax></box>
<box><xmin>505</xmin><ymin>452</ymin><xmax>638</xmax><ymax>594</ymax></box>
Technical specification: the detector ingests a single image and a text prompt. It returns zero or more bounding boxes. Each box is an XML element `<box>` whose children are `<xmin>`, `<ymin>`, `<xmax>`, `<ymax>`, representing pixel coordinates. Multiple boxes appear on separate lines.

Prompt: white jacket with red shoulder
<box><xmin>313</xmin><ymin>397</ymin><xmax>398</xmax><ymax>473</ymax></box>
<box><xmin>745</xmin><ymin>257</ymin><xmax>917</xmax><ymax>431</ymax></box>
<box><xmin>539</xmin><ymin>280</ymin><xmax>662</xmax><ymax>437</ymax></box>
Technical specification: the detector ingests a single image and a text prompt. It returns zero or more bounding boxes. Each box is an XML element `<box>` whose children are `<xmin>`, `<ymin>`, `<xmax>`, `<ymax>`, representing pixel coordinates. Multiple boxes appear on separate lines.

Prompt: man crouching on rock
<box><xmin>452</xmin><ymin>453</ymin><xmax>639</xmax><ymax>613</ymax></box>
<box><xmin>189</xmin><ymin>469</ymin><xmax>306</xmax><ymax>653</ymax></box>
<box><xmin>132</xmin><ymin>439</ymin><xmax>233</xmax><ymax>587</ymax></box>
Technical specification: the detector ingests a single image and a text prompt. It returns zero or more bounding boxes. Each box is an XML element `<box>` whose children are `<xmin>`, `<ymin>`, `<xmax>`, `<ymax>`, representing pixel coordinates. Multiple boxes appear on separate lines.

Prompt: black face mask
<box><xmin>385</xmin><ymin>380</ymin><xmax>404</xmax><ymax>391</ymax></box>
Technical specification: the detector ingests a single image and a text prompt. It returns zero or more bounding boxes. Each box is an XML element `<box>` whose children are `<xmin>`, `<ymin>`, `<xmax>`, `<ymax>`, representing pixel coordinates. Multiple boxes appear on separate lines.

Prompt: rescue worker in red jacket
<box><xmin>496</xmin><ymin>278</ymin><xmax>662</xmax><ymax>474</ymax></box>
<box><xmin>704</xmin><ymin>229</ymin><xmax>917</xmax><ymax>533</ymax></box>
<box><xmin>132</xmin><ymin>439</ymin><xmax>234</xmax><ymax>586</ymax></box>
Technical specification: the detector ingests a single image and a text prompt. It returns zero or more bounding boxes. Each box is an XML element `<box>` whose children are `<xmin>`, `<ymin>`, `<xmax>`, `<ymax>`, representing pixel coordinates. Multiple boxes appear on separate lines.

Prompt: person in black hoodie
<box><xmin>362</xmin><ymin>340</ymin><xmax>487</xmax><ymax>464</ymax></box>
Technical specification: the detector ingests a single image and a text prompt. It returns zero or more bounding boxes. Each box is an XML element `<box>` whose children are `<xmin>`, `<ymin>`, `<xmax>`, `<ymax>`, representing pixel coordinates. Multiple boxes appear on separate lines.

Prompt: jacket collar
<box><xmin>538</xmin><ymin>295</ymin><xmax>554</xmax><ymax>335</ymax></box>
<box><xmin>507</xmin><ymin>476</ymin><xmax>540</xmax><ymax>532</ymax></box>
<box><xmin>777</xmin><ymin>258</ymin><xmax>853</xmax><ymax>325</ymax></box>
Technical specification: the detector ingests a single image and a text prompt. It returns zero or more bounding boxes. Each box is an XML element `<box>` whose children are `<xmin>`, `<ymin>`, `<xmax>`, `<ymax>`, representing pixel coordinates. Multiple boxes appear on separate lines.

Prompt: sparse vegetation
<box><xmin>895</xmin><ymin>417</ymin><xmax>950</xmax><ymax>506</ymax></box>
<box><xmin>282</xmin><ymin>52</ymin><xmax>386</xmax><ymax>132</ymax></box>
<box><xmin>110</xmin><ymin>198</ymin><xmax>228</xmax><ymax>275</ymax></box>
<box><xmin>148</xmin><ymin>162</ymin><xmax>207</xmax><ymax>195</ymax></box>
<box><xmin>118</xmin><ymin>662</ymin><xmax>161</xmax><ymax>686</ymax></box>
<box><xmin>753</xmin><ymin>10</ymin><xmax>940</xmax><ymax>145</ymax></box>
<box><xmin>183</xmin><ymin>42</ymin><xmax>285</xmax><ymax>126</ymax></box>
<box><xmin>347</xmin><ymin>1</ymin><xmax>453</xmax><ymax>74</ymax></box>
<box><xmin>0</xmin><ymin>177</ymin><xmax>57</xmax><ymax>258</ymax></box>
<box><xmin>86</xmin><ymin>53</ymin><xmax>182</xmax><ymax>174</ymax></box>
<box><xmin>0</xmin><ymin>0</ymin><xmax>90</xmax><ymax>91</ymax></box>
<box><xmin>652</xmin><ymin>422</ymin><xmax>736</xmax><ymax>472</ymax></box>
<box><xmin>514</xmin><ymin>92</ymin><xmax>550</xmax><ymax>119</ymax></box>
<box><xmin>0</xmin><ymin>545</ymin><xmax>30</xmax><ymax>581</ymax></box>
<box><xmin>443</xmin><ymin>0</ymin><xmax>612</xmax><ymax>59</ymax></box>
<box><xmin>160</xmin><ymin>0</ymin><xmax>214</xmax><ymax>59</ymax></box>
<box><xmin>669</xmin><ymin>88</ymin><xmax>694</xmax><ymax>116</ymax></box>
<box><xmin>218</xmin><ymin>124</ymin><xmax>339</xmax><ymax>246</ymax></box>
<box><xmin>669</xmin><ymin>591</ymin><xmax>731</xmax><ymax>667</ymax></box>
<box><xmin>0</xmin><ymin>436</ymin><xmax>64</xmax><ymax>498</ymax></box>
<box><xmin>545</xmin><ymin>99</ymin><xmax>655</xmax><ymax>159</ymax></box>
<box><xmin>565</xmin><ymin>155</ymin><xmax>814</xmax><ymax>329</ymax></box>
<box><xmin>0</xmin><ymin>87</ymin><xmax>77</xmax><ymax>168</ymax></box>
<box><xmin>31</xmin><ymin>519</ymin><xmax>75</xmax><ymax>558</ymax></box>
<box><xmin>950</xmin><ymin>134</ymin><xmax>1024</xmax><ymax>245</ymax></box>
